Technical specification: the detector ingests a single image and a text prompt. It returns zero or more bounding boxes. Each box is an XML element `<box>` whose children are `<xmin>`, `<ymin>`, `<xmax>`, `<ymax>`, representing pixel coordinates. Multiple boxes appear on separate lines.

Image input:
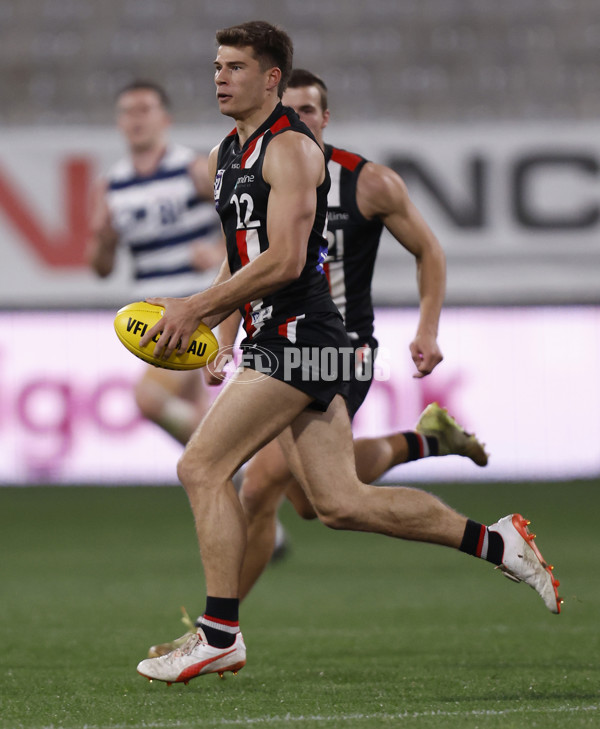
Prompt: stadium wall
<box><xmin>1</xmin><ymin>121</ymin><xmax>600</xmax><ymax>308</ymax></box>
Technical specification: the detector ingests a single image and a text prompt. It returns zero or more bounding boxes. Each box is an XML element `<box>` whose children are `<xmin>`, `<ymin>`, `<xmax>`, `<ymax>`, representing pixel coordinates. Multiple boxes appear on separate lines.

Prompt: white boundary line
<box><xmin>34</xmin><ymin>703</ymin><xmax>599</xmax><ymax>729</ymax></box>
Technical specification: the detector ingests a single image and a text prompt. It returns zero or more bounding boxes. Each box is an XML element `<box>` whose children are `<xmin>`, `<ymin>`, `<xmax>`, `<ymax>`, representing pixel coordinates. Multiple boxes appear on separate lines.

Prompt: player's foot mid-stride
<box><xmin>137</xmin><ymin>629</ymin><xmax>246</xmax><ymax>684</ymax></box>
<box><xmin>416</xmin><ymin>402</ymin><xmax>489</xmax><ymax>467</ymax></box>
<box><xmin>490</xmin><ymin>514</ymin><xmax>563</xmax><ymax>614</ymax></box>
<box><xmin>143</xmin><ymin>514</ymin><xmax>562</xmax><ymax>672</ymax></box>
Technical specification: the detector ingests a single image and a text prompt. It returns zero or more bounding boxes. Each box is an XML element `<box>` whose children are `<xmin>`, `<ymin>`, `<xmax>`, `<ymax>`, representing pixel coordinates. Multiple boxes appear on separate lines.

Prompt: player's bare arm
<box><xmin>357</xmin><ymin>162</ymin><xmax>446</xmax><ymax>377</ymax></box>
<box><xmin>143</xmin><ymin>132</ymin><xmax>324</xmax><ymax>359</ymax></box>
<box><xmin>198</xmin><ymin>256</ymin><xmax>234</xmax><ymax>330</ymax></box>
<box><xmin>87</xmin><ymin>180</ymin><xmax>119</xmax><ymax>277</ymax></box>
<box><xmin>188</xmin><ymin>154</ymin><xmax>214</xmax><ymax>199</ymax></box>
<box><xmin>205</xmin><ymin>309</ymin><xmax>242</xmax><ymax>386</ymax></box>
<box><xmin>188</xmin><ymin>155</ymin><xmax>227</xmax><ymax>271</ymax></box>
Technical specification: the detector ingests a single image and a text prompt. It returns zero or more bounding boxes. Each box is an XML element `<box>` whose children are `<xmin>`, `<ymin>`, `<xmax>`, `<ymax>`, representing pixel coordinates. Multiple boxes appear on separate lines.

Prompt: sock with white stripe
<box><xmin>459</xmin><ymin>519</ymin><xmax>504</xmax><ymax>565</ymax></box>
<box><xmin>196</xmin><ymin>597</ymin><xmax>240</xmax><ymax>648</ymax></box>
<box><xmin>403</xmin><ymin>431</ymin><xmax>439</xmax><ymax>461</ymax></box>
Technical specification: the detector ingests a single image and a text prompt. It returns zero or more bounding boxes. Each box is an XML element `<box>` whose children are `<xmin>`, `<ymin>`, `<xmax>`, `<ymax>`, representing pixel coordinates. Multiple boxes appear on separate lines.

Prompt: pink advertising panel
<box><xmin>0</xmin><ymin>307</ymin><xmax>598</xmax><ymax>485</ymax></box>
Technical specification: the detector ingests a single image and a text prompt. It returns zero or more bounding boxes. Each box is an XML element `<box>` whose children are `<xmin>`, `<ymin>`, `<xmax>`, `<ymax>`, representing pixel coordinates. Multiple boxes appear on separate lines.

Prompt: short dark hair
<box><xmin>116</xmin><ymin>80</ymin><xmax>171</xmax><ymax>110</ymax></box>
<box><xmin>216</xmin><ymin>20</ymin><xmax>293</xmax><ymax>97</ymax></box>
<box><xmin>288</xmin><ymin>68</ymin><xmax>328</xmax><ymax>112</ymax></box>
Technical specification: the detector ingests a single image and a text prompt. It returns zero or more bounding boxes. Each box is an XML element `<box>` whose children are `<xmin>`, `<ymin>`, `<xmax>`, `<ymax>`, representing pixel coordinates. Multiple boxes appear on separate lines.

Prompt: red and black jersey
<box><xmin>214</xmin><ymin>103</ymin><xmax>337</xmax><ymax>339</ymax></box>
<box><xmin>323</xmin><ymin>144</ymin><xmax>384</xmax><ymax>342</ymax></box>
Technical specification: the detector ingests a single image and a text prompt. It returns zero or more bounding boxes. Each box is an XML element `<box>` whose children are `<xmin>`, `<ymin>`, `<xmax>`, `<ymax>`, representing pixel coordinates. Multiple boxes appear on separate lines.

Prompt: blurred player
<box><xmin>87</xmin><ymin>80</ymin><xmax>224</xmax><ymax>444</ymax></box>
<box><xmin>136</xmin><ymin>21</ymin><xmax>561</xmax><ymax>685</ymax></box>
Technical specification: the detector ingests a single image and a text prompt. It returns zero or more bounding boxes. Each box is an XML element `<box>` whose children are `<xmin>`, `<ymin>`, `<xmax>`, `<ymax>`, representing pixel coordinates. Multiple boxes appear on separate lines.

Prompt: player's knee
<box><xmin>133</xmin><ymin>379</ymin><xmax>156</xmax><ymax>421</ymax></box>
<box><xmin>284</xmin><ymin>479</ymin><xmax>317</xmax><ymax>520</ymax></box>
<box><xmin>292</xmin><ymin>501</ymin><xmax>318</xmax><ymax>521</ymax></box>
<box><xmin>133</xmin><ymin>377</ymin><xmax>166</xmax><ymax>424</ymax></box>
<box><xmin>176</xmin><ymin>449</ymin><xmax>212</xmax><ymax>493</ymax></box>
<box><xmin>313</xmin><ymin>498</ymin><xmax>357</xmax><ymax>531</ymax></box>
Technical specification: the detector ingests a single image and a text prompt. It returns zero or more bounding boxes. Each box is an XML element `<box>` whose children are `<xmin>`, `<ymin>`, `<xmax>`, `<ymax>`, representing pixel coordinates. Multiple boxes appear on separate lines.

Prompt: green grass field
<box><xmin>1</xmin><ymin>480</ymin><xmax>599</xmax><ymax>729</ymax></box>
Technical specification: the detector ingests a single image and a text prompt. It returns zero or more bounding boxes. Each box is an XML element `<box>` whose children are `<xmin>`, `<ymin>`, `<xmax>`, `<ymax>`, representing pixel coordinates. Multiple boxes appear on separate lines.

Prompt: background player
<box><xmin>87</xmin><ymin>80</ymin><xmax>224</xmax><ymax>444</ymax></box>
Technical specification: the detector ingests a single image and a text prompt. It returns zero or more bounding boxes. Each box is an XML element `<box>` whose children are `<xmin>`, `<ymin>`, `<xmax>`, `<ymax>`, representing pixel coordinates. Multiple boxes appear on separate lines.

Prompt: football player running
<box><xmin>136</xmin><ymin>21</ymin><xmax>562</xmax><ymax>686</ymax></box>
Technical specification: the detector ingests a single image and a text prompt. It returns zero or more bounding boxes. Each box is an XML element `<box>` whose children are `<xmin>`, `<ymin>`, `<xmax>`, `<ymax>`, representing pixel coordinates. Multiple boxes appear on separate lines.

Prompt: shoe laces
<box><xmin>167</xmin><ymin>631</ymin><xmax>204</xmax><ymax>661</ymax></box>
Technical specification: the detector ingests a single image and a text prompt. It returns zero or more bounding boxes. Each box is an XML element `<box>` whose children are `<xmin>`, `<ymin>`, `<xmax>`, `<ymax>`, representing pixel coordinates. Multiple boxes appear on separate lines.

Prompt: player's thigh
<box><xmin>242</xmin><ymin>437</ymin><xmax>316</xmax><ymax>519</ymax></box>
<box><xmin>278</xmin><ymin>394</ymin><xmax>361</xmax><ymax>515</ymax></box>
<box><xmin>180</xmin><ymin>368</ymin><xmax>312</xmax><ymax>482</ymax></box>
<box><xmin>241</xmin><ymin>439</ymin><xmax>290</xmax><ymax>514</ymax></box>
<box><xmin>244</xmin><ymin>439</ymin><xmax>290</xmax><ymax>492</ymax></box>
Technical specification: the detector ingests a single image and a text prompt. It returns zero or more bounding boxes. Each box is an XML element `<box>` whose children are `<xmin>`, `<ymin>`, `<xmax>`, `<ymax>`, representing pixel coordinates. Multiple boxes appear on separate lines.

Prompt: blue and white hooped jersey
<box><xmin>106</xmin><ymin>144</ymin><xmax>222</xmax><ymax>298</ymax></box>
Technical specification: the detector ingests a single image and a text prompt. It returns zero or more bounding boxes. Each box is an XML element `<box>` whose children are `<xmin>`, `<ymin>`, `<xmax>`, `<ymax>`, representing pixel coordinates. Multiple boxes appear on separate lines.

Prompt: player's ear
<box><xmin>266</xmin><ymin>66</ymin><xmax>282</xmax><ymax>94</ymax></box>
<box><xmin>322</xmin><ymin>109</ymin><xmax>330</xmax><ymax>130</ymax></box>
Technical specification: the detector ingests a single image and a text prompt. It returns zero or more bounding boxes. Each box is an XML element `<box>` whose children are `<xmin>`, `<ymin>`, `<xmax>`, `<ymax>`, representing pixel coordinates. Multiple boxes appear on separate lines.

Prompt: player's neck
<box><xmin>130</xmin><ymin>142</ymin><xmax>168</xmax><ymax>176</ymax></box>
<box><xmin>235</xmin><ymin>97</ymin><xmax>280</xmax><ymax>147</ymax></box>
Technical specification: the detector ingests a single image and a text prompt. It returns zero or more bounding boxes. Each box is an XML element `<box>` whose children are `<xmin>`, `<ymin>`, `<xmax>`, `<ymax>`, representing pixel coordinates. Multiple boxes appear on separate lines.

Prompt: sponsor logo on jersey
<box><xmin>327</xmin><ymin>211</ymin><xmax>350</xmax><ymax>222</ymax></box>
<box><xmin>235</xmin><ymin>174</ymin><xmax>255</xmax><ymax>186</ymax></box>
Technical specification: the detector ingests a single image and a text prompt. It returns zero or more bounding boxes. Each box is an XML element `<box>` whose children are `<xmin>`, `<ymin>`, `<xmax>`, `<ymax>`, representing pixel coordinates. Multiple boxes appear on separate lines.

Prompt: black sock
<box><xmin>459</xmin><ymin>519</ymin><xmax>504</xmax><ymax>565</ymax></box>
<box><xmin>196</xmin><ymin>596</ymin><xmax>240</xmax><ymax>648</ymax></box>
<box><xmin>403</xmin><ymin>431</ymin><xmax>439</xmax><ymax>461</ymax></box>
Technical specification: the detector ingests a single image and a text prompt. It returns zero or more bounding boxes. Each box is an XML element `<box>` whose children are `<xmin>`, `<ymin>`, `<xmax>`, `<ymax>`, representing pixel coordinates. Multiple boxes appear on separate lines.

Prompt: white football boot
<box><xmin>137</xmin><ymin>628</ymin><xmax>246</xmax><ymax>685</ymax></box>
<box><xmin>489</xmin><ymin>514</ymin><xmax>562</xmax><ymax>614</ymax></box>
<box><xmin>416</xmin><ymin>402</ymin><xmax>488</xmax><ymax>466</ymax></box>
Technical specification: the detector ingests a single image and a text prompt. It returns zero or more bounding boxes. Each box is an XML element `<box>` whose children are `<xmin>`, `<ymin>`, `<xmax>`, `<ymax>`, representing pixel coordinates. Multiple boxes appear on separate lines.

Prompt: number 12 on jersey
<box><xmin>231</xmin><ymin>193</ymin><xmax>260</xmax><ymax>230</ymax></box>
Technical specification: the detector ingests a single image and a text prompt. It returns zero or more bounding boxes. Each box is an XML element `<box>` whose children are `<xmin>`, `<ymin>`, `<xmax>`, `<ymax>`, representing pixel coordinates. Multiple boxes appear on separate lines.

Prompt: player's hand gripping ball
<box><xmin>114</xmin><ymin>301</ymin><xmax>218</xmax><ymax>370</ymax></box>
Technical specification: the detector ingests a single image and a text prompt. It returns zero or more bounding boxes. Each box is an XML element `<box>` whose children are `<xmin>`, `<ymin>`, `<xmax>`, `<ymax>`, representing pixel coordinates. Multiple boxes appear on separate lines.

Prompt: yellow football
<box><xmin>114</xmin><ymin>301</ymin><xmax>218</xmax><ymax>371</ymax></box>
